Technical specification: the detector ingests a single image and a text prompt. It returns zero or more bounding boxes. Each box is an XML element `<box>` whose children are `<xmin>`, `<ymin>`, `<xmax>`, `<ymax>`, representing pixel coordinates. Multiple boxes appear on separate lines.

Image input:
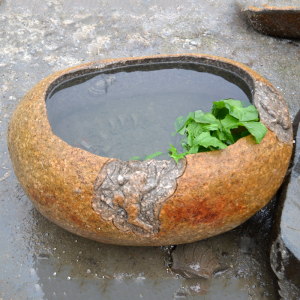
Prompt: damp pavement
<box><xmin>1</xmin><ymin>0</ymin><xmax>300</xmax><ymax>299</ymax></box>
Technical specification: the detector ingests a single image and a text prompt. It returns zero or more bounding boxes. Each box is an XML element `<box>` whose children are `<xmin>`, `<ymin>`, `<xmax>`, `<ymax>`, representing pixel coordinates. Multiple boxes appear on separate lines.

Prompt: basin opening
<box><xmin>46</xmin><ymin>61</ymin><xmax>252</xmax><ymax>161</ymax></box>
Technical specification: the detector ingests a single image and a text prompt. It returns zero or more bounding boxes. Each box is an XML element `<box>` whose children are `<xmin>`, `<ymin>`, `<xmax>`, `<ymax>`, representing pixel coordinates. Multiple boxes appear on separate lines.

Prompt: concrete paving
<box><xmin>1</xmin><ymin>0</ymin><xmax>300</xmax><ymax>299</ymax></box>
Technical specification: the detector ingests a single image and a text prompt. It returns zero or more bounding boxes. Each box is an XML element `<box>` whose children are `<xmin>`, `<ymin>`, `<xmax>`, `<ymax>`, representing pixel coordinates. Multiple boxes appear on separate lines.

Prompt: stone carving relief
<box><xmin>92</xmin><ymin>158</ymin><xmax>186</xmax><ymax>237</ymax></box>
<box><xmin>254</xmin><ymin>81</ymin><xmax>292</xmax><ymax>144</ymax></box>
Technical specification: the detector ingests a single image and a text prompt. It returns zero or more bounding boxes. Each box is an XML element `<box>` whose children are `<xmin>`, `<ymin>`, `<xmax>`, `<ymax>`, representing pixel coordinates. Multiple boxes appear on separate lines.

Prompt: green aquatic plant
<box><xmin>131</xmin><ymin>99</ymin><xmax>268</xmax><ymax>163</ymax></box>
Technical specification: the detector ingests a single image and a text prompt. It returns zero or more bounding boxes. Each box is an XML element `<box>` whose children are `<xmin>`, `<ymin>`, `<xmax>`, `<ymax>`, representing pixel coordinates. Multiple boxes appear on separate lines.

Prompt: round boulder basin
<box><xmin>7</xmin><ymin>54</ymin><xmax>293</xmax><ymax>246</ymax></box>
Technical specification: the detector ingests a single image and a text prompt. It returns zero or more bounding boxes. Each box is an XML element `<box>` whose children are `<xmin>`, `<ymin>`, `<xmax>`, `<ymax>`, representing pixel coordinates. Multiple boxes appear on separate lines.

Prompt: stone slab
<box><xmin>270</xmin><ymin>112</ymin><xmax>300</xmax><ymax>297</ymax></box>
<box><xmin>243</xmin><ymin>5</ymin><xmax>300</xmax><ymax>38</ymax></box>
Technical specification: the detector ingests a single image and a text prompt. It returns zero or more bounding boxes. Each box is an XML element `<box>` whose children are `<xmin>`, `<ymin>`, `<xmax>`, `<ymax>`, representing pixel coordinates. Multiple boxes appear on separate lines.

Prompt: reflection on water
<box><xmin>46</xmin><ymin>62</ymin><xmax>251</xmax><ymax>161</ymax></box>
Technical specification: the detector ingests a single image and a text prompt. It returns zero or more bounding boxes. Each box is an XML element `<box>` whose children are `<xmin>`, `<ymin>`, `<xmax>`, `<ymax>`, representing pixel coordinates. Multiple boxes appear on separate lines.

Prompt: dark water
<box><xmin>46</xmin><ymin>62</ymin><xmax>251</xmax><ymax>161</ymax></box>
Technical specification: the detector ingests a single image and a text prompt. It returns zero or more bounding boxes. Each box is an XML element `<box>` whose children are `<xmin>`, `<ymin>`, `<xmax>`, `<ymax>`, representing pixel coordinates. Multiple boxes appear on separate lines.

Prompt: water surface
<box><xmin>46</xmin><ymin>62</ymin><xmax>251</xmax><ymax>160</ymax></box>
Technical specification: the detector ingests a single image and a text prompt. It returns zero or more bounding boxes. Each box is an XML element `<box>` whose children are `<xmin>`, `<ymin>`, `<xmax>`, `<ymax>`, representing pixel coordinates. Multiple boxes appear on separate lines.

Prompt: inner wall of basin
<box><xmin>46</xmin><ymin>62</ymin><xmax>252</xmax><ymax>161</ymax></box>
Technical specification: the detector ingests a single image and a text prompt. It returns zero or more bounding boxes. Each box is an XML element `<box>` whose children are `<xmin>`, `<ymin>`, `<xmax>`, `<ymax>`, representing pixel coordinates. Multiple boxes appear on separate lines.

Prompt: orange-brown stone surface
<box><xmin>7</xmin><ymin>54</ymin><xmax>293</xmax><ymax>246</ymax></box>
<box><xmin>243</xmin><ymin>6</ymin><xmax>300</xmax><ymax>38</ymax></box>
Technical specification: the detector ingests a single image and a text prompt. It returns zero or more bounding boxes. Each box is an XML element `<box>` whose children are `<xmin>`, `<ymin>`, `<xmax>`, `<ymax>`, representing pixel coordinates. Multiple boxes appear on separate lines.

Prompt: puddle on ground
<box><xmin>0</xmin><ymin>188</ymin><xmax>278</xmax><ymax>299</ymax></box>
<box><xmin>46</xmin><ymin>62</ymin><xmax>251</xmax><ymax>160</ymax></box>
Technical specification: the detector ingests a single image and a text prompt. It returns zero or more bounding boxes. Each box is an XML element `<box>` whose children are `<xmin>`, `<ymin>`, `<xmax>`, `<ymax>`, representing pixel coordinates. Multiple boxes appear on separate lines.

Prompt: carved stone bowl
<box><xmin>7</xmin><ymin>54</ymin><xmax>293</xmax><ymax>246</ymax></box>
<box><xmin>243</xmin><ymin>6</ymin><xmax>300</xmax><ymax>38</ymax></box>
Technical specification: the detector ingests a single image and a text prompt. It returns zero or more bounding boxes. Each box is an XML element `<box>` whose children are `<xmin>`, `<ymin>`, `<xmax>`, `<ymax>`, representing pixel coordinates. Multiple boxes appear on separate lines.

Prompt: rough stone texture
<box><xmin>270</xmin><ymin>119</ymin><xmax>300</xmax><ymax>298</ymax></box>
<box><xmin>243</xmin><ymin>6</ymin><xmax>300</xmax><ymax>38</ymax></box>
<box><xmin>7</xmin><ymin>54</ymin><xmax>293</xmax><ymax>246</ymax></box>
<box><xmin>254</xmin><ymin>81</ymin><xmax>291</xmax><ymax>144</ymax></box>
<box><xmin>271</xmin><ymin>237</ymin><xmax>300</xmax><ymax>299</ymax></box>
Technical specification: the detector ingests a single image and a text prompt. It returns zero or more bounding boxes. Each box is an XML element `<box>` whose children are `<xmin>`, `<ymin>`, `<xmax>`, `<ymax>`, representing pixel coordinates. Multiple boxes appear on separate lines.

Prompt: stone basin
<box><xmin>243</xmin><ymin>5</ymin><xmax>300</xmax><ymax>38</ymax></box>
<box><xmin>7</xmin><ymin>54</ymin><xmax>293</xmax><ymax>246</ymax></box>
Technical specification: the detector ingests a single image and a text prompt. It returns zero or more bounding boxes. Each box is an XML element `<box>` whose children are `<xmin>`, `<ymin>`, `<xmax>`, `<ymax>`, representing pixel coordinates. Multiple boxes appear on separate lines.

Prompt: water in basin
<box><xmin>46</xmin><ymin>62</ymin><xmax>251</xmax><ymax>161</ymax></box>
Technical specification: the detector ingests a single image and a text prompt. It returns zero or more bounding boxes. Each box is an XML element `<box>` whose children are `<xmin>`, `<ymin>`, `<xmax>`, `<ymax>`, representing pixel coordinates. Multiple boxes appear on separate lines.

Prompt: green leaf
<box><xmin>144</xmin><ymin>151</ymin><xmax>163</xmax><ymax>161</ymax></box>
<box><xmin>174</xmin><ymin>116</ymin><xmax>186</xmax><ymax>135</ymax></box>
<box><xmin>194</xmin><ymin>112</ymin><xmax>220</xmax><ymax>125</ymax></box>
<box><xmin>194</xmin><ymin>110</ymin><xmax>204</xmax><ymax>120</ymax></box>
<box><xmin>224</xmin><ymin>99</ymin><xmax>244</xmax><ymax>108</ymax></box>
<box><xmin>220</xmin><ymin>117</ymin><xmax>237</xmax><ymax>144</ymax></box>
<box><xmin>168</xmin><ymin>144</ymin><xmax>187</xmax><ymax>164</ymax></box>
<box><xmin>186</xmin><ymin>123</ymin><xmax>204</xmax><ymax>146</ymax></box>
<box><xmin>220</xmin><ymin>114</ymin><xmax>240</xmax><ymax>130</ymax></box>
<box><xmin>225</xmin><ymin>102</ymin><xmax>259</xmax><ymax>122</ymax></box>
<box><xmin>223</xmin><ymin>128</ymin><xmax>235</xmax><ymax>144</ymax></box>
<box><xmin>192</xmin><ymin>132</ymin><xmax>227</xmax><ymax>149</ymax></box>
<box><xmin>188</xmin><ymin>145</ymin><xmax>199</xmax><ymax>154</ymax></box>
<box><xmin>182</xmin><ymin>142</ymin><xmax>189</xmax><ymax>150</ymax></box>
<box><xmin>187</xmin><ymin>123</ymin><xmax>204</xmax><ymax>136</ymax></box>
<box><xmin>238</xmin><ymin>121</ymin><xmax>268</xmax><ymax>143</ymax></box>
<box><xmin>182</xmin><ymin>136</ymin><xmax>189</xmax><ymax>143</ymax></box>
<box><xmin>212</xmin><ymin>99</ymin><xmax>245</xmax><ymax>119</ymax></box>
<box><xmin>203</xmin><ymin>123</ymin><xmax>220</xmax><ymax>131</ymax></box>
<box><xmin>183</xmin><ymin>112</ymin><xmax>196</xmax><ymax>127</ymax></box>
<box><xmin>130</xmin><ymin>156</ymin><xmax>140</xmax><ymax>160</ymax></box>
<box><xmin>188</xmin><ymin>133</ymin><xmax>194</xmax><ymax>147</ymax></box>
<box><xmin>240</xmin><ymin>100</ymin><xmax>252</xmax><ymax>107</ymax></box>
<box><xmin>163</xmin><ymin>99</ymin><xmax>265</xmax><ymax>161</ymax></box>
<box><xmin>215</xmin><ymin>129</ymin><xmax>227</xmax><ymax>142</ymax></box>
<box><xmin>211</xmin><ymin>100</ymin><xmax>229</xmax><ymax>119</ymax></box>
<box><xmin>174</xmin><ymin>112</ymin><xmax>195</xmax><ymax>135</ymax></box>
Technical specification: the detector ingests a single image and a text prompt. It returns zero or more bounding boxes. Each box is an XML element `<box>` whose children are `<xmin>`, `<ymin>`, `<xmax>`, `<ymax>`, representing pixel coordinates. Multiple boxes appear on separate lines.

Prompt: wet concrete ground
<box><xmin>1</xmin><ymin>0</ymin><xmax>300</xmax><ymax>299</ymax></box>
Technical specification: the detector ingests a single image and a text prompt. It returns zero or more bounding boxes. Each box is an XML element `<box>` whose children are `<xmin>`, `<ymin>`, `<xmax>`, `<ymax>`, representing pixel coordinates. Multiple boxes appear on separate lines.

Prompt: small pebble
<box><xmin>87</xmin><ymin>269</ymin><xmax>91</xmax><ymax>273</ymax></box>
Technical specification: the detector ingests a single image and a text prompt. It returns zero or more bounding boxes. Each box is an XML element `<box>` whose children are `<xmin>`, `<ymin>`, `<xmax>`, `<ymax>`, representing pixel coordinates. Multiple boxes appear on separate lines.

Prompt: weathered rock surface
<box><xmin>270</xmin><ymin>113</ymin><xmax>300</xmax><ymax>299</ymax></box>
<box><xmin>243</xmin><ymin>6</ymin><xmax>300</xmax><ymax>38</ymax></box>
<box><xmin>171</xmin><ymin>241</ymin><xmax>220</xmax><ymax>279</ymax></box>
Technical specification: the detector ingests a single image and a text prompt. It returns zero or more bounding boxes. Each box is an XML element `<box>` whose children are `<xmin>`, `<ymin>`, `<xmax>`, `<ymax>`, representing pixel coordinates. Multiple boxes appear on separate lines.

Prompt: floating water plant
<box><xmin>133</xmin><ymin>99</ymin><xmax>268</xmax><ymax>163</ymax></box>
